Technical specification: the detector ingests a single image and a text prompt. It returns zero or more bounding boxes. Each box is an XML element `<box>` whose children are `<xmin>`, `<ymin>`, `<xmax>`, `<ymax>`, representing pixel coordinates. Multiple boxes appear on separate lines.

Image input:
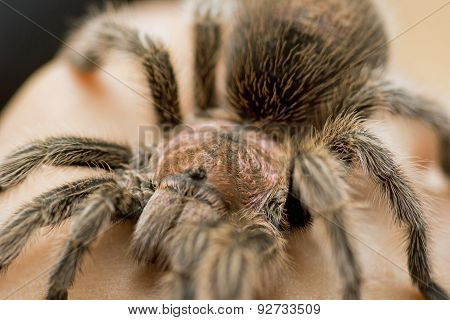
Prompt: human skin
<box><xmin>0</xmin><ymin>0</ymin><xmax>449</xmax><ymax>299</ymax></box>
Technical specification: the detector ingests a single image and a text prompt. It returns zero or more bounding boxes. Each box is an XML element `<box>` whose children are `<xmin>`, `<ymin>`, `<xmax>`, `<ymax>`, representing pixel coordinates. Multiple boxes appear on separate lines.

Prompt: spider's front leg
<box><xmin>46</xmin><ymin>179</ymin><xmax>142</xmax><ymax>299</ymax></box>
<box><xmin>291</xmin><ymin>146</ymin><xmax>361</xmax><ymax>299</ymax></box>
<box><xmin>0</xmin><ymin>137</ymin><xmax>132</xmax><ymax>191</ymax></box>
<box><xmin>169</xmin><ymin>224</ymin><xmax>287</xmax><ymax>299</ymax></box>
<box><xmin>322</xmin><ymin>115</ymin><xmax>449</xmax><ymax>300</ymax></box>
<box><xmin>0</xmin><ymin>174</ymin><xmax>149</xmax><ymax>300</ymax></box>
<box><xmin>168</xmin><ymin>201</ymin><xmax>287</xmax><ymax>299</ymax></box>
<box><xmin>0</xmin><ymin>134</ymin><xmax>156</xmax><ymax>299</ymax></box>
<box><xmin>131</xmin><ymin>188</ymin><xmax>185</xmax><ymax>265</ymax></box>
<box><xmin>0</xmin><ymin>177</ymin><xmax>113</xmax><ymax>271</ymax></box>
<box><xmin>132</xmin><ymin>193</ymin><xmax>287</xmax><ymax>299</ymax></box>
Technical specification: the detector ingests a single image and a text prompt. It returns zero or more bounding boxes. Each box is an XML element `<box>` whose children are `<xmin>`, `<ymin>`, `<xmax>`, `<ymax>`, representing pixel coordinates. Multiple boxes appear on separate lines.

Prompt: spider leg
<box><xmin>322</xmin><ymin>115</ymin><xmax>449</xmax><ymax>299</ymax></box>
<box><xmin>167</xmin><ymin>201</ymin><xmax>286</xmax><ymax>299</ymax></box>
<box><xmin>0</xmin><ymin>177</ymin><xmax>114</xmax><ymax>271</ymax></box>
<box><xmin>46</xmin><ymin>180</ymin><xmax>139</xmax><ymax>300</ymax></box>
<box><xmin>131</xmin><ymin>193</ymin><xmax>286</xmax><ymax>299</ymax></box>
<box><xmin>67</xmin><ymin>19</ymin><xmax>182</xmax><ymax>128</ymax></box>
<box><xmin>193</xmin><ymin>5</ymin><xmax>222</xmax><ymax>112</ymax></box>
<box><xmin>292</xmin><ymin>148</ymin><xmax>361</xmax><ymax>299</ymax></box>
<box><xmin>352</xmin><ymin>86</ymin><xmax>450</xmax><ymax>177</ymax></box>
<box><xmin>0</xmin><ymin>137</ymin><xmax>131</xmax><ymax>191</ymax></box>
<box><xmin>382</xmin><ymin>89</ymin><xmax>450</xmax><ymax>178</ymax></box>
<box><xmin>131</xmin><ymin>189</ymin><xmax>185</xmax><ymax>266</ymax></box>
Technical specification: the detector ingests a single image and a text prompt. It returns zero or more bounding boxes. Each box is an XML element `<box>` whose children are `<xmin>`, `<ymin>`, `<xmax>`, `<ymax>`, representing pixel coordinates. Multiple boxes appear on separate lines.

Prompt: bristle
<box><xmin>225</xmin><ymin>0</ymin><xmax>387</xmax><ymax>125</ymax></box>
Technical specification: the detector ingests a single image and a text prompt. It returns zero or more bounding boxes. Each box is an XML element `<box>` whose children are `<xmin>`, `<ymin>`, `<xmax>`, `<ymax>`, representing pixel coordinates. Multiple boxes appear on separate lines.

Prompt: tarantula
<box><xmin>0</xmin><ymin>0</ymin><xmax>449</xmax><ymax>300</ymax></box>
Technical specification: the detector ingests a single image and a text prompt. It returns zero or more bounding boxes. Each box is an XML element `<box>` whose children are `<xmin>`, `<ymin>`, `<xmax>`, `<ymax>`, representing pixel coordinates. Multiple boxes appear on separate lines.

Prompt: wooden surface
<box><xmin>0</xmin><ymin>0</ymin><xmax>449</xmax><ymax>299</ymax></box>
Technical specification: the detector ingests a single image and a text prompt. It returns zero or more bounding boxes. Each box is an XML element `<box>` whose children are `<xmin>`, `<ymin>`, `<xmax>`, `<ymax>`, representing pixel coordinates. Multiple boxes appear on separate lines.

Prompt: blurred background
<box><xmin>0</xmin><ymin>0</ymin><xmax>134</xmax><ymax>109</ymax></box>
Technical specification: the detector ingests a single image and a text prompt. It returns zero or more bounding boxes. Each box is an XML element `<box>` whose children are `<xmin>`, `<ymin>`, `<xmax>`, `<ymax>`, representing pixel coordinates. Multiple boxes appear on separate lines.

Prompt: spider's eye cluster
<box><xmin>184</xmin><ymin>167</ymin><xmax>207</xmax><ymax>181</ymax></box>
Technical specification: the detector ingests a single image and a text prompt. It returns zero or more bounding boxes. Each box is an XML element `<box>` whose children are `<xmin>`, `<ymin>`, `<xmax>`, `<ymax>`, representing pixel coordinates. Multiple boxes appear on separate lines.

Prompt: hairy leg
<box><xmin>67</xmin><ymin>18</ymin><xmax>182</xmax><ymax>127</ymax></box>
<box><xmin>349</xmin><ymin>85</ymin><xmax>450</xmax><ymax>176</ymax></box>
<box><xmin>0</xmin><ymin>177</ymin><xmax>114</xmax><ymax>271</ymax></box>
<box><xmin>0</xmin><ymin>137</ymin><xmax>131</xmax><ymax>191</ymax></box>
<box><xmin>321</xmin><ymin>115</ymin><xmax>448</xmax><ymax>299</ymax></box>
<box><xmin>166</xmin><ymin>201</ymin><xmax>286</xmax><ymax>299</ymax></box>
<box><xmin>46</xmin><ymin>180</ymin><xmax>137</xmax><ymax>299</ymax></box>
<box><xmin>382</xmin><ymin>89</ymin><xmax>450</xmax><ymax>177</ymax></box>
<box><xmin>292</xmin><ymin>147</ymin><xmax>361</xmax><ymax>299</ymax></box>
<box><xmin>193</xmin><ymin>7</ymin><xmax>222</xmax><ymax>112</ymax></box>
<box><xmin>131</xmin><ymin>189</ymin><xmax>185</xmax><ymax>266</ymax></box>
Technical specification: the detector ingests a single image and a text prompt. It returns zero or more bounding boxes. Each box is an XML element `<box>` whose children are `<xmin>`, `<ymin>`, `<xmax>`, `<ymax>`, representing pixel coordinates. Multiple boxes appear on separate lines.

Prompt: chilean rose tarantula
<box><xmin>0</xmin><ymin>0</ymin><xmax>449</xmax><ymax>300</ymax></box>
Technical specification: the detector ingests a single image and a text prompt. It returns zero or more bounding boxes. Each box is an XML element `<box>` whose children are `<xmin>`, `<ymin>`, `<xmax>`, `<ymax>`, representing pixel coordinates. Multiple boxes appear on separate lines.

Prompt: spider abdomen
<box><xmin>226</xmin><ymin>0</ymin><xmax>387</xmax><ymax>125</ymax></box>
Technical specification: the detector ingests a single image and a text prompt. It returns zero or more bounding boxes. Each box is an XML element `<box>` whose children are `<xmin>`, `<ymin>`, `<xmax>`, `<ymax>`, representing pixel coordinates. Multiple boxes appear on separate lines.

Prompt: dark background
<box><xmin>0</xmin><ymin>0</ymin><xmax>132</xmax><ymax>109</ymax></box>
